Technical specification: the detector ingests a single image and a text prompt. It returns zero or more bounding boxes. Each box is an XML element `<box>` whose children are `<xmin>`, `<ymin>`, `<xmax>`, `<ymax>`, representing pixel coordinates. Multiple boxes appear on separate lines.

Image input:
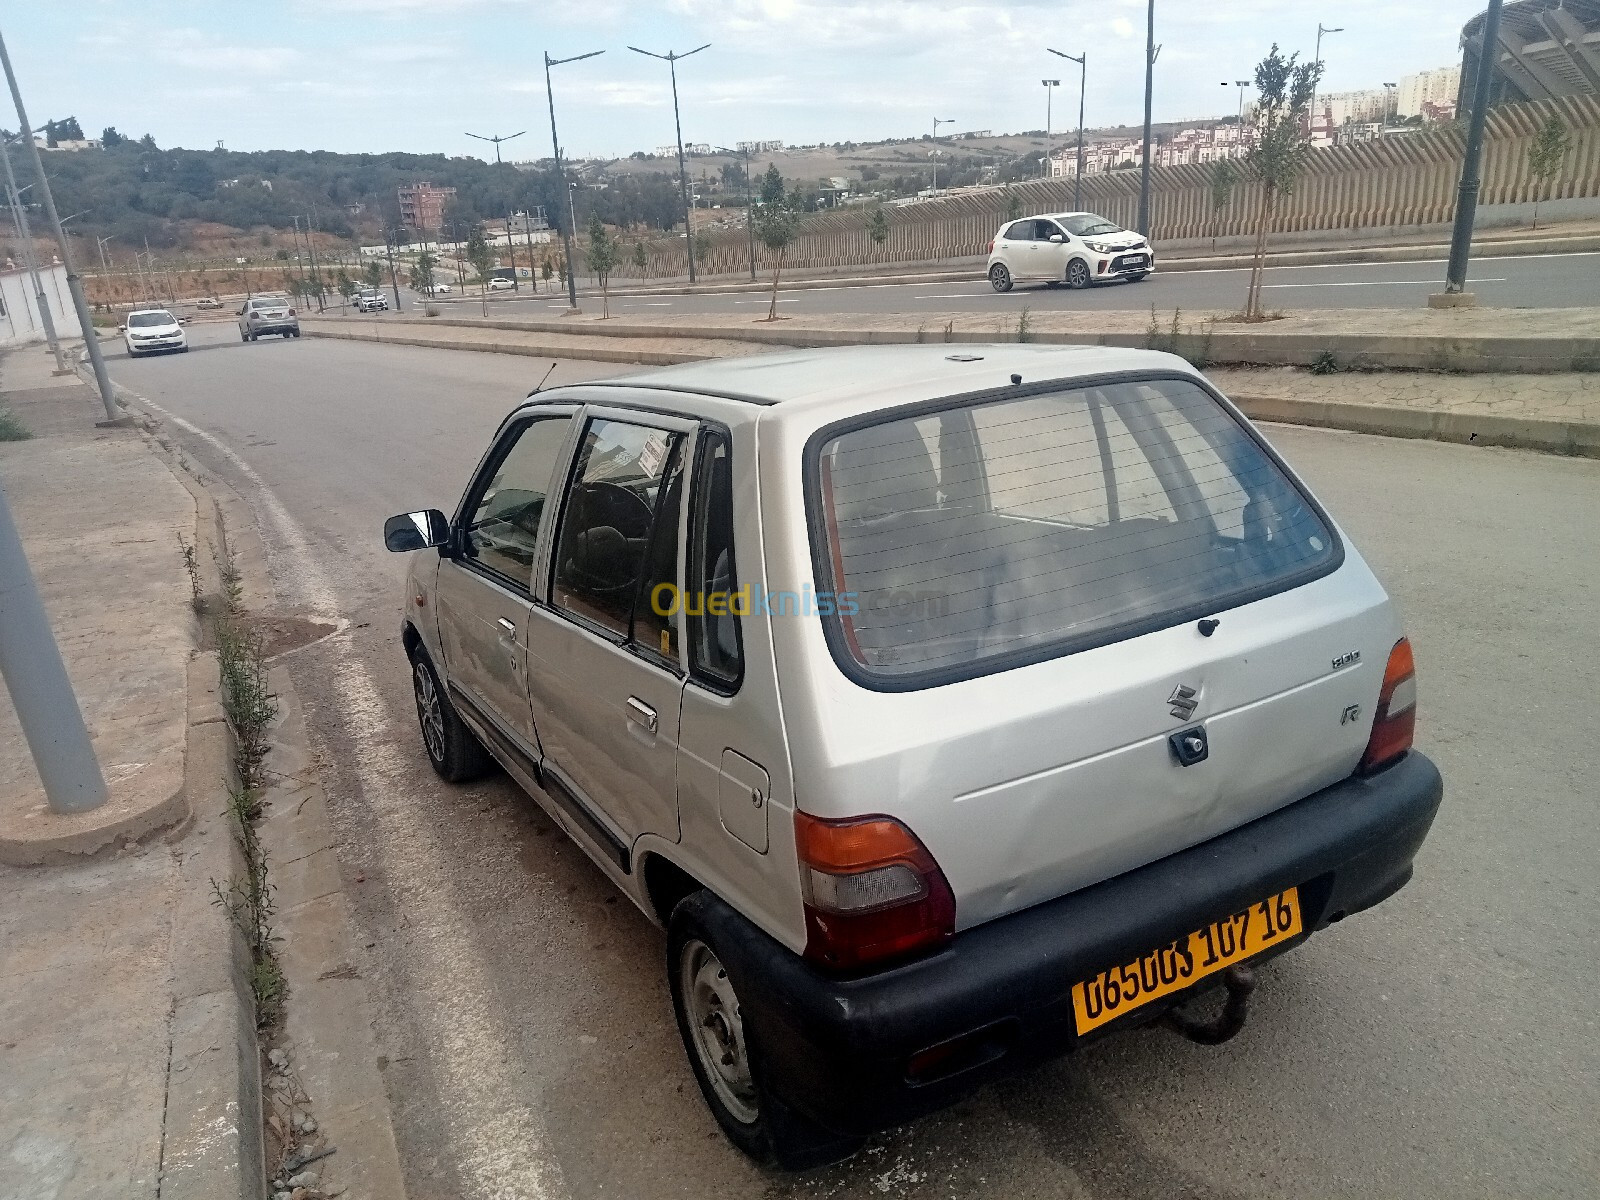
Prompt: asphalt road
<box><xmin>434</xmin><ymin>249</ymin><xmax>1600</xmax><ymax>319</ymax></box>
<box><xmin>118</xmin><ymin>325</ymin><xmax>1600</xmax><ymax>1200</ymax></box>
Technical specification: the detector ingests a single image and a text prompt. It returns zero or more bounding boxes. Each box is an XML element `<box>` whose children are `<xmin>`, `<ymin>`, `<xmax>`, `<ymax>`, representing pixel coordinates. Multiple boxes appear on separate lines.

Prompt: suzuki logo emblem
<box><xmin>1168</xmin><ymin>684</ymin><xmax>1199</xmax><ymax>721</ymax></box>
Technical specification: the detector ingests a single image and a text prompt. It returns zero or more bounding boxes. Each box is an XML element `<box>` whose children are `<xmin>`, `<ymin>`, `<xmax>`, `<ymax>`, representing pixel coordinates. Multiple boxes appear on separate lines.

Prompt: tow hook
<box><xmin>1163</xmin><ymin>965</ymin><xmax>1257</xmax><ymax>1045</ymax></box>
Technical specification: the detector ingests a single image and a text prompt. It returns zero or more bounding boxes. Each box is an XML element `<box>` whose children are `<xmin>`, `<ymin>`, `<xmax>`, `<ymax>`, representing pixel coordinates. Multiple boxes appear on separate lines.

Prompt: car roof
<box><xmin>575</xmin><ymin>344</ymin><xmax>1198</xmax><ymax>411</ymax></box>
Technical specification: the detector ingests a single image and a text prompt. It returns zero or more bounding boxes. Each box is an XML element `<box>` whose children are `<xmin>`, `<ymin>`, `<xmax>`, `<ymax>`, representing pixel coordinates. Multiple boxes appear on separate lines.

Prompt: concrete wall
<box><xmin>602</xmin><ymin>96</ymin><xmax>1600</xmax><ymax>279</ymax></box>
<box><xmin>0</xmin><ymin>262</ymin><xmax>80</xmax><ymax>348</ymax></box>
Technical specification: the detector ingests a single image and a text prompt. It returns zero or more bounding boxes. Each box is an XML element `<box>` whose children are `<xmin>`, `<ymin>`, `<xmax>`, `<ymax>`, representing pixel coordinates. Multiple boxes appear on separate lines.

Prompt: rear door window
<box><xmin>810</xmin><ymin>375</ymin><xmax>1339</xmax><ymax>686</ymax></box>
<box><xmin>1003</xmin><ymin>221</ymin><xmax>1035</xmax><ymax>242</ymax></box>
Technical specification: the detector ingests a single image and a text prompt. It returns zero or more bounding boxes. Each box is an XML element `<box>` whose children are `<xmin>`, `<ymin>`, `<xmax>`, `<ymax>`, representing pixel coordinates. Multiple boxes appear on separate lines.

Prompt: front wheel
<box><xmin>668</xmin><ymin>893</ymin><xmax>863</xmax><ymax>1170</ymax></box>
<box><xmin>988</xmin><ymin>263</ymin><xmax>1013</xmax><ymax>293</ymax></box>
<box><xmin>1066</xmin><ymin>258</ymin><xmax>1093</xmax><ymax>290</ymax></box>
<box><xmin>411</xmin><ymin>652</ymin><xmax>494</xmax><ymax>782</ymax></box>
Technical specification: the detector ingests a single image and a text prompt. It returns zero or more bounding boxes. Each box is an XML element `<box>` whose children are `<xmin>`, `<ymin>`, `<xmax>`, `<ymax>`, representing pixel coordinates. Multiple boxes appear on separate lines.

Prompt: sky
<box><xmin>5</xmin><ymin>1</ymin><xmax>1489</xmax><ymax>160</ymax></box>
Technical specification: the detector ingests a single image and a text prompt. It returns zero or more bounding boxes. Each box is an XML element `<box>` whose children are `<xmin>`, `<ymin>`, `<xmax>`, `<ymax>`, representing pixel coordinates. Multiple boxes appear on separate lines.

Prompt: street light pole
<box><xmin>0</xmin><ymin>28</ymin><xmax>118</xmax><ymax>421</ymax></box>
<box><xmin>1041</xmin><ymin>80</ymin><xmax>1059</xmax><ymax>180</ymax></box>
<box><xmin>465</xmin><ymin>130</ymin><xmax>526</xmax><ymax>166</ymax></box>
<box><xmin>544</xmin><ymin>48</ymin><xmax>603</xmax><ymax>310</ymax></box>
<box><xmin>1138</xmin><ymin>1</ymin><xmax>1159</xmax><ymax>236</ymax></box>
<box><xmin>0</xmin><ymin>135</ymin><xmax>64</xmax><ymax>372</ymax></box>
<box><xmin>1383</xmin><ymin>82</ymin><xmax>1398</xmax><ymax>126</ymax></box>
<box><xmin>1049</xmin><ymin>50</ymin><xmax>1087</xmax><ymax>210</ymax></box>
<box><xmin>629</xmin><ymin>44</ymin><xmax>711</xmax><ymax>285</ymax></box>
<box><xmin>930</xmin><ymin>116</ymin><xmax>954</xmax><ymax>193</ymax></box>
<box><xmin>1442</xmin><ymin>0</ymin><xmax>1504</xmax><ymax>300</ymax></box>
<box><xmin>1311</xmin><ymin>24</ymin><xmax>1344</xmax><ymax>140</ymax></box>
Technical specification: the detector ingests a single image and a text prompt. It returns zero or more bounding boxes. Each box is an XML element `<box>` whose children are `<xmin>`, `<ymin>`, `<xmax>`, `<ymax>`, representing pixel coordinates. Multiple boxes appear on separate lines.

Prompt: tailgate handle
<box><xmin>626</xmin><ymin>696</ymin><xmax>658</xmax><ymax>735</ymax></box>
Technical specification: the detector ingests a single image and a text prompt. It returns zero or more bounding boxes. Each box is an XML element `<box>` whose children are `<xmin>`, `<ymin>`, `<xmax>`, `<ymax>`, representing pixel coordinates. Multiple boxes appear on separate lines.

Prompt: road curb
<box><xmin>1232</xmin><ymin>392</ymin><xmax>1600</xmax><ymax>457</ymax></box>
<box><xmin>303</xmin><ymin>323</ymin><xmax>726</xmax><ymax>366</ymax></box>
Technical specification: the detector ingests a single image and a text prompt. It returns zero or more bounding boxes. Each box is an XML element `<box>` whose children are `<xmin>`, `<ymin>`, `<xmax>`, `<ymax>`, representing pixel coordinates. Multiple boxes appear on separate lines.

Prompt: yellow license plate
<box><xmin>1071</xmin><ymin>887</ymin><xmax>1303</xmax><ymax>1035</ymax></box>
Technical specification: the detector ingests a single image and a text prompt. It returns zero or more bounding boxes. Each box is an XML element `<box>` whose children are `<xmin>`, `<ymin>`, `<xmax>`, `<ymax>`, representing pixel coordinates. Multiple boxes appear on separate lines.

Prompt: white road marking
<box><xmin>139</xmin><ymin>398</ymin><xmax>566</xmax><ymax>1200</ymax></box>
<box><xmin>624</xmin><ymin>302</ymin><xmax>674</xmax><ymax>307</ymax></box>
<box><xmin>732</xmin><ymin>297</ymin><xmax>800</xmax><ymax>304</ymax></box>
<box><xmin>1263</xmin><ymin>278</ymin><xmax>1508</xmax><ymax>289</ymax></box>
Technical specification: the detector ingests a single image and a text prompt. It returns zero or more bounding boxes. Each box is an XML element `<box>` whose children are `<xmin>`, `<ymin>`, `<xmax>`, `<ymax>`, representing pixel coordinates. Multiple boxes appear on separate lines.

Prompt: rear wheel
<box><xmin>988</xmin><ymin>263</ymin><xmax>1013</xmax><ymax>293</ymax></box>
<box><xmin>411</xmin><ymin>651</ymin><xmax>494</xmax><ymax>782</ymax></box>
<box><xmin>1066</xmin><ymin>258</ymin><xmax>1093</xmax><ymax>290</ymax></box>
<box><xmin>668</xmin><ymin>892</ymin><xmax>863</xmax><ymax>1169</ymax></box>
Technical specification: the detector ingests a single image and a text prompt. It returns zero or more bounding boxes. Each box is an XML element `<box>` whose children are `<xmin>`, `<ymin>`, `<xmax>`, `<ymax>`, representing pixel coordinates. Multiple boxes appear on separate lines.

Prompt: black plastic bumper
<box><xmin>706</xmin><ymin>751</ymin><xmax>1443</xmax><ymax>1138</ymax></box>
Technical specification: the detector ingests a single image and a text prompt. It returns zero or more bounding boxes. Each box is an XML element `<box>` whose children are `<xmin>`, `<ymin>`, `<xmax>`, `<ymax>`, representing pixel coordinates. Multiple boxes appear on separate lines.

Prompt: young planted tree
<box><xmin>1002</xmin><ymin>186</ymin><xmax>1024</xmax><ymax>223</ymax></box>
<box><xmin>465</xmin><ymin>225</ymin><xmax>493</xmax><ymax>315</ymax></box>
<box><xmin>866</xmin><ymin>205</ymin><xmax>889</xmax><ymax>261</ymax></box>
<box><xmin>631</xmin><ymin>240</ymin><xmax>649</xmax><ymax>280</ymax></box>
<box><xmin>754</xmin><ymin>165</ymin><xmax>803</xmax><ymax>321</ymax></box>
<box><xmin>1241</xmin><ymin>45</ymin><xmax>1322</xmax><ymax>319</ymax></box>
<box><xmin>1208</xmin><ymin>159</ymin><xmax>1239</xmax><ymax>253</ymax></box>
<box><xmin>412</xmin><ymin>250</ymin><xmax>437</xmax><ymax>297</ymax></box>
<box><xmin>585</xmin><ymin>215</ymin><xmax>620</xmax><ymax>319</ymax></box>
<box><xmin>335</xmin><ymin>268</ymin><xmax>356</xmax><ymax>311</ymax></box>
<box><xmin>541</xmin><ymin>257</ymin><xmax>555</xmax><ymax>290</ymax></box>
<box><xmin>1527</xmin><ymin>115</ymin><xmax>1572</xmax><ymax>231</ymax></box>
<box><xmin>362</xmin><ymin>260</ymin><xmax>383</xmax><ymax>290</ymax></box>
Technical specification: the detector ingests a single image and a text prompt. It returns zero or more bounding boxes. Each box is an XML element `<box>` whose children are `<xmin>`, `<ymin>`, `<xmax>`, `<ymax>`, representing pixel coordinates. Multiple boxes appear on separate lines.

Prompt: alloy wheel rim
<box><xmin>681</xmin><ymin>939</ymin><xmax>759</xmax><ymax>1124</ymax></box>
<box><xmin>414</xmin><ymin>663</ymin><xmax>446</xmax><ymax>762</ymax></box>
<box><xmin>1070</xmin><ymin>261</ymin><xmax>1089</xmax><ymax>287</ymax></box>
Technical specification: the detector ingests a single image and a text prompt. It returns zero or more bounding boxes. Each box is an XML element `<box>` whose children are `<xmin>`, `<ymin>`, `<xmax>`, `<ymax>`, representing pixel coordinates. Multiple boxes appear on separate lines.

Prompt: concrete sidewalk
<box><xmin>0</xmin><ymin>347</ymin><xmax>261</xmax><ymax>1199</ymax></box>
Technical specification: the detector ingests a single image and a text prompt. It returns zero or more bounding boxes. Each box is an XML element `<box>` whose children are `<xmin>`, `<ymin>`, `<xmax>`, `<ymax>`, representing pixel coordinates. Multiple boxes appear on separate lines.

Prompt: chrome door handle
<box><xmin>625</xmin><ymin>696</ymin><xmax>658</xmax><ymax>735</ymax></box>
<box><xmin>496</xmin><ymin>617</ymin><xmax>517</xmax><ymax>637</ymax></box>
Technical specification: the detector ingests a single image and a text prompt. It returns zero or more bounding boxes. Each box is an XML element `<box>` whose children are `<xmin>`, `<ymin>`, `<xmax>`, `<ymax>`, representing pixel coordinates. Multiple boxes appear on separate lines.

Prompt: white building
<box><xmin>1397</xmin><ymin>66</ymin><xmax>1461</xmax><ymax>119</ymax></box>
<box><xmin>0</xmin><ymin>261</ymin><xmax>81</xmax><ymax>349</ymax></box>
<box><xmin>735</xmin><ymin>140</ymin><xmax>784</xmax><ymax>153</ymax></box>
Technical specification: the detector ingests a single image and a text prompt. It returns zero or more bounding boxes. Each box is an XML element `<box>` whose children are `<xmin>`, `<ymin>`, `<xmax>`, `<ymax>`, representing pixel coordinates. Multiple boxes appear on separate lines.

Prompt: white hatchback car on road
<box><xmin>385</xmin><ymin>344</ymin><xmax>1442</xmax><ymax>1168</ymax></box>
<box><xmin>987</xmin><ymin>212</ymin><xmax>1154</xmax><ymax>292</ymax></box>
<box><xmin>122</xmin><ymin>308</ymin><xmax>188</xmax><ymax>356</ymax></box>
<box><xmin>487</xmin><ymin>276</ymin><xmax>517</xmax><ymax>292</ymax></box>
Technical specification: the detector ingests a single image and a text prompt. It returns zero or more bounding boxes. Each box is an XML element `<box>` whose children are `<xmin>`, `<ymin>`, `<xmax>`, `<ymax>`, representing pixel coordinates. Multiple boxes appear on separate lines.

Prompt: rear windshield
<box><xmin>127</xmin><ymin>311</ymin><xmax>175</xmax><ymax>327</ymax></box>
<box><xmin>810</xmin><ymin>375</ymin><xmax>1339</xmax><ymax>686</ymax></box>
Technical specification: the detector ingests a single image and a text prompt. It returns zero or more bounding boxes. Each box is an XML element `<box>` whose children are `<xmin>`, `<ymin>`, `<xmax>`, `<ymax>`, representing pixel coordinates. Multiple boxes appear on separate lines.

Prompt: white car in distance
<box><xmin>486</xmin><ymin>277</ymin><xmax>517</xmax><ymax>292</ymax></box>
<box><xmin>986</xmin><ymin>212</ymin><xmax>1154</xmax><ymax>292</ymax></box>
<box><xmin>122</xmin><ymin>308</ymin><xmax>189</xmax><ymax>356</ymax></box>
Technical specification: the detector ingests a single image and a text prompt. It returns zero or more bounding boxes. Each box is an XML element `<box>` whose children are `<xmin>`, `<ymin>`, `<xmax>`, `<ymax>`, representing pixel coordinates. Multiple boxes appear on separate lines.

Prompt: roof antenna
<box><xmin>530</xmin><ymin>361</ymin><xmax>558</xmax><ymax>395</ymax></box>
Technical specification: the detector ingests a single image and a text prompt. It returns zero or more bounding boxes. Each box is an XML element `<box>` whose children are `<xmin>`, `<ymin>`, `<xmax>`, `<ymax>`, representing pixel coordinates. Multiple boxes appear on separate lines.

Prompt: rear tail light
<box><xmin>1360</xmin><ymin>638</ymin><xmax>1416</xmax><ymax>773</ymax></box>
<box><xmin>986</xmin><ymin>239</ymin><xmax>994</xmax><ymax>254</ymax></box>
<box><xmin>795</xmin><ymin>812</ymin><xmax>955</xmax><ymax>971</ymax></box>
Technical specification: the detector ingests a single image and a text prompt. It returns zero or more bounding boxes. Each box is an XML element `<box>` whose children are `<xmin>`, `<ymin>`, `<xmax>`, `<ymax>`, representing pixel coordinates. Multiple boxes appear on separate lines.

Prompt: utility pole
<box><xmin>1439</xmin><ymin>0</ymin><xmax>1503</xmax><ymax>304</ymax></box>
<box><xmin>383</xmin><ymin>226</ymin><xmax>402</xmax><ymax>311</ymax></box>
<box><xmin>0</xmin><ymin>479</ymin><xmax>110</xmax><ymax>813</ymax></box>
<box><xmin>545</xmin><ymin>49</ymin><xmax>603</xmax><ymax>310</ymax></box>
<box><xmin>96</xmin><ymin>233</ymin><xmax>112</xmax><ymax>270</ymax></box>
<box><xmin>291</xmin><ymin>215</ymin><xmax>307</xmax><ymax>295</ymax></box>
<box><xmin>1041</xmin><ymin>80</ymin><xmax>1059</xmax><ymax>180</ymax></box>
<box><xmin>0</xmin><ymin>136</ymin><xmax>64</xmax><ymax>372</ymax></box>
<box><xmin>307</xmin><ymin>202</ymin><xmax>327</xmax><ymax>312</ymax></box>
<box><xmin>522</xmin><ymin>208</ymin><xmax>542</xmax><ymax>292</ymax></box>
<box><xmin>505</xmin><ymin>212</ymin><xmax>519</xmax><ymax>291</ymax></box>
<box><xmin>629</xmin><ymin>44</ymin><xmax>711</xmax><ymax>284</ymax></box>
<box><xmin>0</xmin><ymin>27</ymin><xmax>117</xmax><ymax>421</ymax></box>
<box><xmin>465</xmin><ymin>130</ymin><xmax>525</xmax><ymax>165</ymax></box>
<box><xmin>1138</xmin><ymin>0</ymin><xmax>1159</xmax><ymax>237</ymax></box>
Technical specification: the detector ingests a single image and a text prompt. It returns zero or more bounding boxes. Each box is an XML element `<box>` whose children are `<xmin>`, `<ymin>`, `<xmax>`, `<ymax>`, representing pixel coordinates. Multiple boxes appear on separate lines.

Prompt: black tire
<box><xmin>988</xmin><ymin>263</ymin><xmax>1013</xmax><ymax>293</ymax></box>
<box><xmin>667</xmin><ymin>892</ymin><xmax>863</xmax><ymax>1170</ymax></box>
<box><xmin>240</xmin><ymin>330</ymin><xmax>248</xmax><ymax>342</ymax></box>
<box><xmin>410</xmin><ymin>650</ymin><xmax>494</xmax><ymax>782</ymax></box>
<box><xmin>1126</xmin><ymin>272</ymin><xmax>1149</xmax><ymax>283</ymax></box>
<box><xmin>1066</xmin><ymin>258</ymin><xmax>1093</xmax><ymax>290</ymax></box>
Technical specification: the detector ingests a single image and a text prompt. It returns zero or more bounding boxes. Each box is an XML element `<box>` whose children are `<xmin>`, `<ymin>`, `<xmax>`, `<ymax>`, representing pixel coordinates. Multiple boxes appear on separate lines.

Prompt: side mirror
<box><xmin>384</xmin><ymin>509</ymin><xmax>450</xmax><ymax>553</ymax></box>
<box><xmin>1048</xmin><ymin>233</ymin><xmax>1066</xmax><ymax>244</ymax></box>
<box><xmin>237</xmin><ymin>308</ymin><xmax>245</xmax><ymax>316</ymax></box>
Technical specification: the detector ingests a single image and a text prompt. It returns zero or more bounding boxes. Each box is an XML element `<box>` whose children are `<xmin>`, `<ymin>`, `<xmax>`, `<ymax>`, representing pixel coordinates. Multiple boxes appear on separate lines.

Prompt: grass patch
<box><xmin>1017</xmin><ymin>305</ymin><xmax>1033</xmax><ymax>344</ymax></box>
<box><xmin>1145</xmin><ymin>306</ymin><xmax>1216</xmax><ymax>370</ymax></box>
<box><xmin>0</xmin><ymin>409</ymin><xmax>32</xmax><ymax>441</ymax></box>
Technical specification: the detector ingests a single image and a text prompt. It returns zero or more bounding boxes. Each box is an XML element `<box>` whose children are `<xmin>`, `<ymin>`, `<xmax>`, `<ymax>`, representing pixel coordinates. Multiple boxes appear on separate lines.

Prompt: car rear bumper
<box><xmin>251</xmin><ymin>322</ymin><xmax>300</xmax><ymax>333</ymax></box>
<box><xmin>707</xmin><ymin>751</ymin><xmax>1443</xmax><ymax>1138</ymax></box>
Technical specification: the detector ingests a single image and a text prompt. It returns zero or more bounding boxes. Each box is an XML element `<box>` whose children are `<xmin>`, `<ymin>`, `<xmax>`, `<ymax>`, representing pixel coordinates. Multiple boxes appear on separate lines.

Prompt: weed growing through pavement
<box><xmin>179</xmin><ymin>536</ymin><xmax>204</xmax><ymax>613</ymax></box>
<box><xmin>943</xmin><ymin>320</ymin><xmax>954</xmax><ymax>343</ymax></box>
<box><xmin>1017</xmin><ymin>305</ymin><xmax>1033</xmax><ymax>343</ymax></box>
<box><xmin>216</xmin><ymin>619</ymin><xmax>276</xmax><ymax>790</ymax></box>
<box><xmin>1145</xmin><ymin>306</ymin><xmax>1215</xmax><ymax>371</ymax></box>
<box><xmin>1310</xmin><ymin>349</ymin><xmax>1341</xmax><ymax>375</ymax></box>
<box><xmin>219</xmin><ymin>540</ymin><xmax>245</xmax><ymax>615</ymax></box>
<box><xmin>0</xmin><ymin>408</ymin><xmax>32</xmax><ymax>441</ymax></box>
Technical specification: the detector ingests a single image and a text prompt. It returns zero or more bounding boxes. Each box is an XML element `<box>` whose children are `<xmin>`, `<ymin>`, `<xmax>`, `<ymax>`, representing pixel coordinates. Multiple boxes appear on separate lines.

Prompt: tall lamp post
<box><xmin>929</xmin><ymin>116</ymin><xmax>954</xmax><ymax>193</ymax></box>
<box><xmin>1040</xmin><ymin>79</ymin><xmax>1059</xmax><ymax>179</ymax></box>
<box><xmin>465</xmin><ymin>130</ymin><xmax>525</xmax><ymax>165</ymax></box>
<box><xmin>1137</xmin><ymin>1</ymin><xmax>1159</xmax><ymax>237</ymax></box>
<box><xmin>1382</xmin><ymin>82</ymin><xmax>1398</xmax><ymax>126</ymax></box>
<box><xmin>1049</xmin><ymin>49</ymin><xmax>1087</xmax><ymax>210</ymax></box>
<box><xmin>544</xmin><ymin>49</ymin><xmax>604</xmax><ymax>310</ymax></box>
<box><xmin>629</xmin><ymin>44</ymin><xmax>711</xmax><ymax>284</ymax></box>
<box><xmin>0</xmin><ymin>136</ymin><xmax>63</xmax><ymax>372</ymax></box>
<box><xmin>1226</xmin><ymin>79</ymin><xmax>1251</xmax><ymax>123</ymax></box>
<box><xmin>0</xmin><ymin>31</ymin><xmax>118</xmax><ymax>420</ymax></box>
<box><xmin>1311</xmin><ymin>24</ymin><xmax>1344</xmax><ymax>140</ymax></box>
<box><xmin>1440</xmin><ymin>0</ymin><xmax>1504</xmax><ymax>302</ymax></box>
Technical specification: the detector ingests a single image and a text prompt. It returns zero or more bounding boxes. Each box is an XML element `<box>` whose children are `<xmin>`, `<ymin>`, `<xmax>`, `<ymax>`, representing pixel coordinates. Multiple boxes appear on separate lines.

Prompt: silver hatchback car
<box><xmin>386</xmin><ymin>344</ymin><xmax>1442</xmax><ymax>1167</ymax></box>
<box><xmin>237</xmin><ymin>294</ymin><xmax>300</xmax><ymax>341</ymax></box>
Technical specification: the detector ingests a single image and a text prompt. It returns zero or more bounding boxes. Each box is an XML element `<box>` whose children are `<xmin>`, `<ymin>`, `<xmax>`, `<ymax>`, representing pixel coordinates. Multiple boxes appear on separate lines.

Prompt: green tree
<box><xmin>632</xmin><ymin>239</ymin><xmax>648</xmax><ymax>279</ymax></box>
<box><xmin>465</xmin><ymin>225</ymin><xmax>493</xmax><ymax>314</ymax></box>
<box><xmin>1526</xmin><ymin>115</ymin><xmax>1572</xmax><ymax>231</ymax></box>
<box><xmin>759</xmin><ymin>164</ymin><xmax>785</xmax><ymax>206</ymax></box>
<box><xmin>1002</xmin><ymin>186</ymin><xmax>1023</xmax><ymax>223</ymax></box>
<box><xmin>335</xmin><ymin>268</ymin><xmax>356</xmax><ymax>310</ymax></box>
<box><xmin>362</xmin><ymin>260</ymin><xmax>383</xmax><ymax>289</ymax></box>
<box><xmin>412</xmin><ymin>249</ymin><xmax>437</xmax><ymax>296</ymax></box>
<box><xmin>101</xmin><ymin>126</ymin><xmax>124</xmax><ymax>149</ymax></box>
<box><xmin>754</xmin><ymin>186</ymin><xmax>803</xmax><ymax>321</ymax></box>
<box><xmin>585</xmin><ymin>215</ymin><xmax>620</xmax><ymax>318</ymax></box>
<box><xmin>866</xmin><ymin>205</ymin><xmax>889</xmax><ymax>260</ymax></box>
<box><xmin>541</xmin><ymin>256</ymin><xmax>555</xmax><ymax>289</ymax></box>
<box><xmin>1241</xmin><ymin>45</ymin><xmax>1322</xmax><ymax>319</ymax></box>
<box><xmin>1207</xmin><ymin>159</ymin><xmax>1239</xmax><ymax>253</ymax></box>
